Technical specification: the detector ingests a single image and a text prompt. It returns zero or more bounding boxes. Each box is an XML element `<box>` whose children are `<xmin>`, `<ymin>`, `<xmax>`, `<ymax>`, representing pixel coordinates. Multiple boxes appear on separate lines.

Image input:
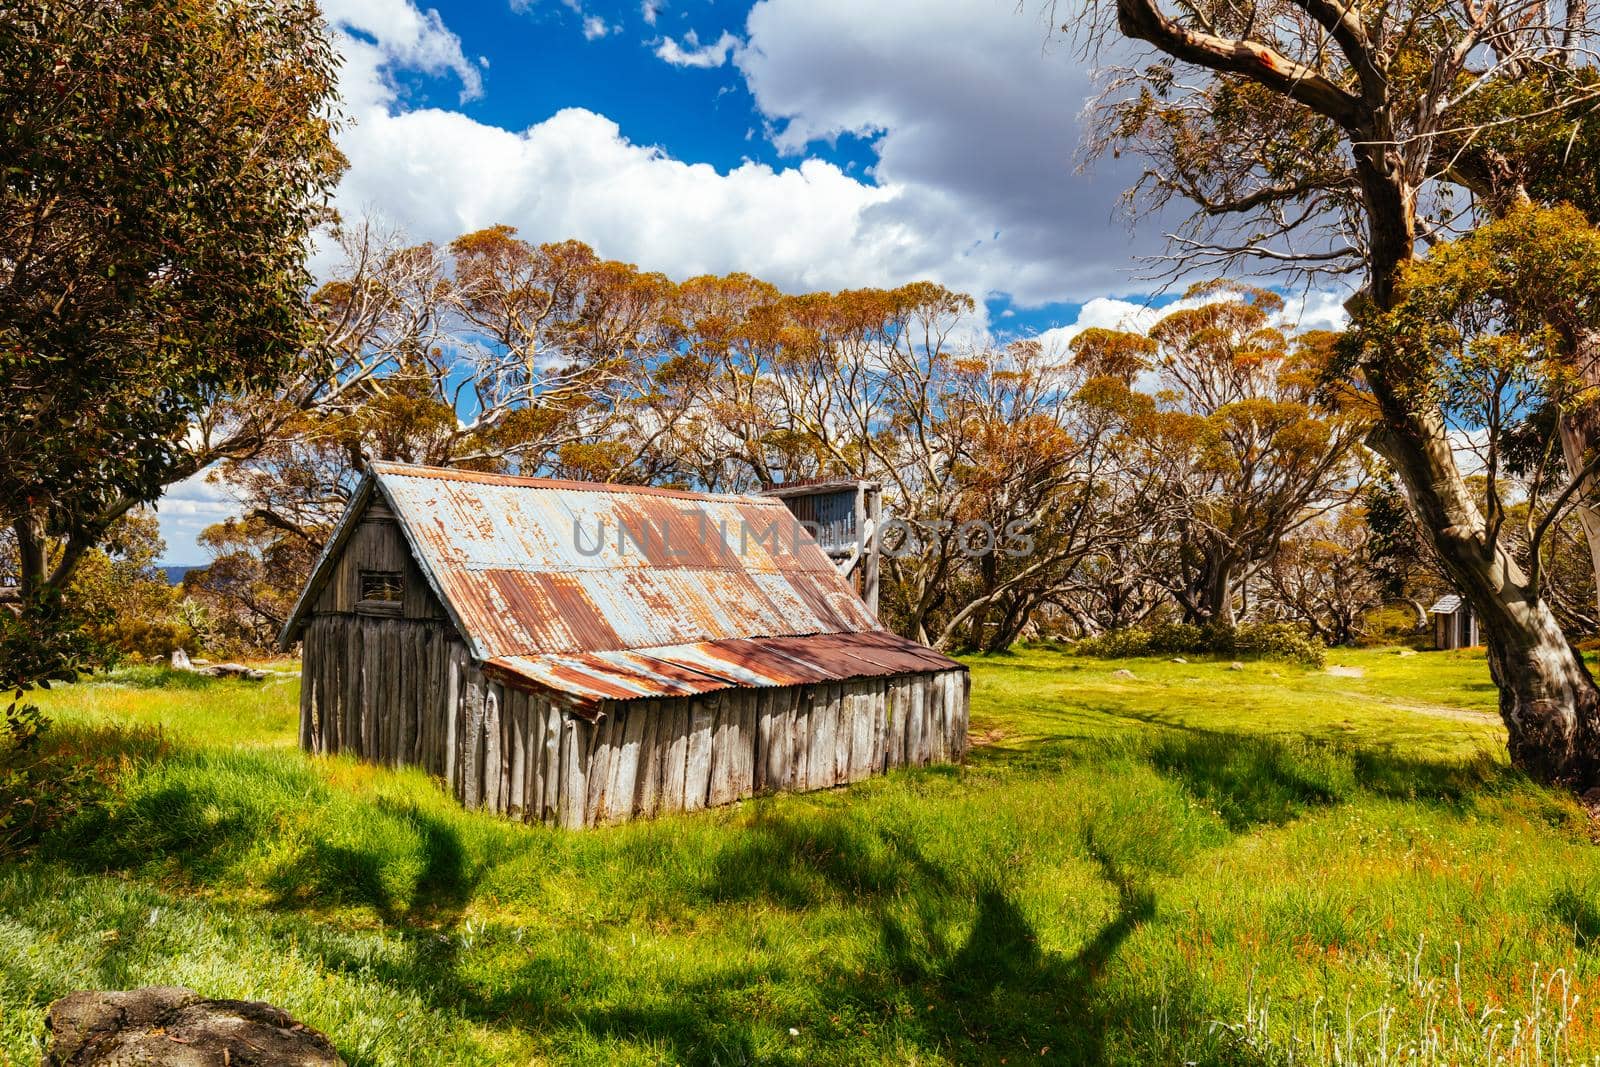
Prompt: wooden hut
<box><xmin>1430</xmin><ymin>594</ymin><xmax>1479</xmax><ymax>650</ymax></box>
<box><xmin>279</xmin><ymin>463</ymin><xmax>969</xmax><ymax>828</ymax></box>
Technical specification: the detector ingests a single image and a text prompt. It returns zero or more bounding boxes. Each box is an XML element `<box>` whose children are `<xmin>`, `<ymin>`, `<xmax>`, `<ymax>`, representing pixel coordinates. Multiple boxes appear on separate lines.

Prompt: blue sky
<box><xmin>154</xmin><ymin>0</ymin><xmax>1349</xmax><ymax>563</ymax></box>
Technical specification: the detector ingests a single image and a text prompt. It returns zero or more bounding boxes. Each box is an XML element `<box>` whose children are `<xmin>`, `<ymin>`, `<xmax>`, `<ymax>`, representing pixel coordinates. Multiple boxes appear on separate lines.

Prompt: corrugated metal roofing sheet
<box><xmin>298</xmin><ymin>463</ymin><xmax>964</xmax><ymax>708</ymax></box>
<box><xmin>1429</xmin><ymin>594</ymin><xmax>1463</xmax><ymax>614</ymax></box>
<box><xmin>485</xmin><ymin>630</ymin><xmax>961</xmax><ymax>710</ymax></box>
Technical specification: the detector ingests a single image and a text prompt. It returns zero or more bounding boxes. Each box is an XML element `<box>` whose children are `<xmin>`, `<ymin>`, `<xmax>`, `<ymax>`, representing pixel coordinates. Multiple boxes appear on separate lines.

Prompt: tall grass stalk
<box><xmin>1210</xmin><ymin>938</ymin><xmax>1597</xmax><ymax>1066</ymax></box>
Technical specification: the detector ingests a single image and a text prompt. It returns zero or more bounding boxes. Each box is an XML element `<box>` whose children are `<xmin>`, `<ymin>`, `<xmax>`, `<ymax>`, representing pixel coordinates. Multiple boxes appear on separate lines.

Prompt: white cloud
<box><xmin>153</xmin><ymin>470</ymin><xmax>239</xmax><ymax>564</ymax></box>
<box><xmin>1033</xmin><ymin>287</ymin><xmax>1351</xmax><ymax>355</ymax></box>
<box><xmin>732</xmin><ymin>0</ymin><xmax>1167</xmax><ymax>305</ymax></box>
<box><xmin>321</xmin><ymin>0</ymin><xmax>483</xmax><ymax>108</ymax></box>
<box><xmin>582</xmin><ymin>14</ymin><xmax>612</xmax><ymax>39</ymax></box>
<box><xmin>333</xmin><ymin>106</ymin><xmax>917</xmax><ymax>294</ymax></box>
<box><xmin>641</xmin><ymin>0</ymin><xmax>663</xmax><ymax>25</ymax></box>
<box><xmin>655</xmin><ymin>29</ymin><xmax>742</xmax><ymax>68</ymax></box>
<box><xmin>321</xmin><ymin>0</ymin><xmax>1176</xmax><ymax>320</ymax></box>
<box><xmin>1280</xmin><ymin>288</ymin><xmax>1352</xmax><ymax>333</ymax></box>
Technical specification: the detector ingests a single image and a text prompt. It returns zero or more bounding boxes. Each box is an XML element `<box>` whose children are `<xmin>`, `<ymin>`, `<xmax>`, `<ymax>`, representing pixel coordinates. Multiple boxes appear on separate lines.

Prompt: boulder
<box><xmin>169</xmin><ymin>648</ymin><xmax>192</xmax><ymax>671</ymax></box>
<box><xmin>45</xmin><ymin>986</ymin><xmax>342</xmax><ymax>1066</ymax></box>
<box><xmin>1112</xmin><ymin>668</ymin><xmax>1138</xmax><ymax>680</ymax></box>
<box><xmin>1396</xmin><ymin>648</ymin><xmax>1418</xmax><ymax>657</ymax></box>
<box><xmin>1170</xmin><ymin>657</ymin><xmax>1188</xmax><ymax>664</ymax></box>
<box><xmin>1227</xmin><ymin>661</ymin><xmax>1245</xmax><ymax>671</ymax></box>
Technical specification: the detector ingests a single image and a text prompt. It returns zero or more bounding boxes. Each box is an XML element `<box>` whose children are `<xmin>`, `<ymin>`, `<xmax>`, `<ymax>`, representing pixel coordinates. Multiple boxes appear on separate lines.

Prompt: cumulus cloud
<box><xmin>1033</xmin><ymin>286</ymin><xmax>1352</xmax><ymax>355</ymax></box>
<box><xmin>321</xmin><ymin>0</ymin><xmax>483</xmax><ymax>108</ymax></box>
<box><xmin>733</xmin><ymin>0</ymin><xmax>1168</xmax><ymax>305</ymax></box>
<box><xmin>655</xmin><ymin>29</ymin><xmax>742</xmax><ymax>68</ymax></box>
<box><xmin>318</xmin><ymin>0</ymin><xmax>1173</xmax><ymax>308</ymax></box>
<box><xmin>153</xmin><ymin>470</ymin><xmax>238</xmax><ymax>564</ymax></box>
<box><xmin>641</xmin><ymin>0</ymin><xmax>663</xmax><ymax>25</ymax></box>
<box><xmin>333</xmin><ymin>107</ymin><xmax>920</xmax><ymax>293</ymax></box>
<box><xmin>582</xmin><ymin>14</ymin><xmax>612</xmax><ymax>39</ymax></box>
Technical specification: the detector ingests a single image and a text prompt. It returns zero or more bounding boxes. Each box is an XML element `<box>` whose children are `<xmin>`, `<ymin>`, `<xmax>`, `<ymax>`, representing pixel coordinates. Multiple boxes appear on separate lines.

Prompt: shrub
<box><xmin>1072</xmin><ymin>621</ymin><xmax>1326</xmax><ymax>666</ymax></box>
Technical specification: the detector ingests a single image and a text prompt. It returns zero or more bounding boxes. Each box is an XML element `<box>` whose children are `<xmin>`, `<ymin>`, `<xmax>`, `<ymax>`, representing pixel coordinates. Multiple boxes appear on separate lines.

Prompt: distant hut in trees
<box><xmin>1430</xmin><ymin>594</ymin><xmax>1480</xmax><ymax>650</ymax></box>
<box><xmin>279</xmin><ymin>463</ymin><xmax>968</xmax><ymax>828</ymax></box>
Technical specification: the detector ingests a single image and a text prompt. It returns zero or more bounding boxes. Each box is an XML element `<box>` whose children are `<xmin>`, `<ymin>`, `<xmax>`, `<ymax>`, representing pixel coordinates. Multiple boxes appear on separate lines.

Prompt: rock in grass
<box><xmin>1228</xmin><ymin>661</ymin><xmax>1245</xmax><ymax>671</ymax></box>
<box><xmin>45</xmin><ymin>986</ymin><xmax>343</xmax><ymax>1066</ymax></box>
<box><xmin>196</xmin><ymin>662</ymin><xmax>268</xmax><ymax>681</ymax></box>
<box><xmin>1397</xmin><ymin>648</ymin><xmax>1418</xmax><ymax>657</ymax></box>
<box><xmin>1170</xmin><ymin>656</ymin><xmax>1187</xmax><ymax>664</ymax></box>
<box><xmin>1112</xmin><ymin>668</ymin><xmax>1138</xmax><ymax>680</ymax></box>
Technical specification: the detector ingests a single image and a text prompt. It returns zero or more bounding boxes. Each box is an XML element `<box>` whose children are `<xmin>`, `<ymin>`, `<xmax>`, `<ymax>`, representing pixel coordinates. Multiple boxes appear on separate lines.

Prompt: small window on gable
<box><xmin>358</xmin><ymin>570</ymin><xmax>404</xmax><ymax>611</ymax></box>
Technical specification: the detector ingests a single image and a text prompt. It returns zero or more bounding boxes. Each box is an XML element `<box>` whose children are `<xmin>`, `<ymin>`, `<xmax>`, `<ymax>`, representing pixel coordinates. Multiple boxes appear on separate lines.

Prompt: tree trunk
<box><xmin>1368</xmin><ymin>394</ymin><xmax>1600</xmax><ymax>787</ymax></box>
<box><xmin>1197</xmin><ymin>555</ymin><xmax>1238</xmax><ymax>627</ymax></box>
<box><xmin>13</xmin><ymin>512</ymin><xmax>47</xmax><ymax>598</ymax></box>
<box><xmin>1558</xmin><ymin>415</ymin><xmax>1600</xmax><ymax>621</ymax></box>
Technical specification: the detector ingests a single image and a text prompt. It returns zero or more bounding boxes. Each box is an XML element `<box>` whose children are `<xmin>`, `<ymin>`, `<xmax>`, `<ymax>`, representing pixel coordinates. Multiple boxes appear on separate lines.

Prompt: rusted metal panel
<box><xmin>486</xmin><ymin>631</ymin><xmax>963</xmax><ymax>712</ymax></box>
<box><xmin>287</xmin><ymin>462</ymin><xmax>962</xmax><ymax>707</ymax></box>
<box><xmin>373</xmin><ymin>463</ymin><xmax>879</xmax><ymax>657</ymax></box>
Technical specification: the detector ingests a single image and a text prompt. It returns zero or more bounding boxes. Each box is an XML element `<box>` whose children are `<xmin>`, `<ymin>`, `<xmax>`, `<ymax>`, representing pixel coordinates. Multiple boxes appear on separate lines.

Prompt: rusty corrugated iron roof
<box><xmin>282</xmin><ymin>463</ymin><xmax>961</xmax><ymax>710</ymax></box>
<box><xmin>484</xmin><ymin>631</ymin><xmax>960</xmax><ymax>711</ymax></box>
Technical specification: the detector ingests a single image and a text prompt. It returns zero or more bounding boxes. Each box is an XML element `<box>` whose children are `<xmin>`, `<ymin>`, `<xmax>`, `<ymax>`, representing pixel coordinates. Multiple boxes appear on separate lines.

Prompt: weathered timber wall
<box><xmin>311</xmin><ymin>503</ymin><xmax>448</xmax><ymax>622</ymax></box>
<box><xmin>451</xmin><ymin>667</ymin><xmax>971</xmax><ymax>829</ymax></box>
<box><xmin>301</xmin><ymin>614</ymin><xmax>970</xmax><ymax>829</ymax></box>
<box><xmin>299</xmin><ymin>613</ymin><xmax>465</xmax><ymax>776</ymax></box>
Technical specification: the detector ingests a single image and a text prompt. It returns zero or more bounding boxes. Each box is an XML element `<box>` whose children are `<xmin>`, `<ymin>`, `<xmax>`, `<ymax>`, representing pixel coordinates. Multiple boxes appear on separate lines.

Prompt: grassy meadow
<box><xmin>1</xmin><ymin>647</ymin><xmax>1598</xmax><ymax>1065</ymax></box>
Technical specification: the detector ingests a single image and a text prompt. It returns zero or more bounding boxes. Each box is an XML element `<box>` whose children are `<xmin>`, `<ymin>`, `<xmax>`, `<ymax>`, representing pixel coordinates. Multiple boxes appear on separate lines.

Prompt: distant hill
<box><xmin>164</xmin><ymin>565</ymin><xmax>202</xmax><ymax>586</ymax></box>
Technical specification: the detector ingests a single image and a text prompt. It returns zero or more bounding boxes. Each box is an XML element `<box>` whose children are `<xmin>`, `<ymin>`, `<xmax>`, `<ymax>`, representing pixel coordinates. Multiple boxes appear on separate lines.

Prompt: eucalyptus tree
<box><xmin>1074</xmin><ymin>0</ymin><xmax>1600</xmax><ymax>783</ymax></box>
<box><xmin>0</xmin><ymin>0</ymin><xmax>342</xmax><ymax>600</ymax></box>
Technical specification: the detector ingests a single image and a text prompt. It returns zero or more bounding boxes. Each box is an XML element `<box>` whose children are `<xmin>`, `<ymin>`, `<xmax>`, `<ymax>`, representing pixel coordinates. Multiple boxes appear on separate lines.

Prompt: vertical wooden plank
<box><xmin>557</xmin><ymin>716</ymin><xmax>589</xmax><ymax>830</ymax></box>
<box><xmin>707</xmin><ymin>695</ymin><xmax>736</xmax><ymax>808</ymax></box>
<box><xmin>957</xmin><ymin>671</ymin><xmax>972</xmax><ymax>759</ymax></box>
<box><xmin>831</xmin><ymin>685</ymin><xmax>852</xmax><ymax>786</ymax></box>
<box><xmin>508</xmin><ymin>689</ymin><xmax>527</xmax><ymax>818</ymax></box>
<box><xmin>443</xmin><ymin>643</ymin><xmax>461</xmax><ymax>792</ymax></box>
<box><xmin>806</xmin><ymin>685</ymin><xmax>833</xmax><ymax>790</ymax></box>
<box><xmin>460</xmin><ymin>668</ymin><xmax>485</xmax><ymax>809</ymax></box>
<box><xmin>394</xmin><ymin>624</ymin><xmax>414</xmax><ymax>766</ymax></box>
<box><xmin>586</xmin><ymin>710</ymin><xmax>618</xmax><ymax>823</ymax></box>
<box><xmin>484</xmin><ymin>682</ymin><xmax>505</xmax><ymax>813</ymax></box>
<box><xmin>659</xmin><ymin>701</ymin><xmax>690</xmax><ymax>815</ymax></box>
<box><xmin>627</xmin><ymin>710</ymin><xmax>652</xmax><ymax>819</ymax></box>
<box><xmin>886</xmin><ymin>678</ymin><xmax>907</xmax><ymax>770</ymax></box>
<box><xmin>789</xmin><ymin>686</ymin><xmax>811</xmax><ymax>791</ymax></box>
<box><xmin>298</xmin><ymin>641</ymin><xmax>314</xmax><ymax>753</ymax></box>
<box><xmin>848</xmin><ymin>684</ymin><xmax>874</xmax><ymax>783</ymax></box>
<box><xmin>382</xmin><ymin>621</ymin><xmax>399</xmax><ymax>764</ymax></box>
<box><xmin>907</xmin><ymin>675</ymin><xmax>926</xmax><ymax>767</ymax></box>
<box><xmin>419</xmin><ymin>628</ymin><xmax>438</xmax><ymax>772</ymax></box>
<box><xmin>875</xmin><ymin>680</ymin><xmax>891</xmax><ymax>773</ymax></box>
<box><xmin>541</xmin><ymin>703</ymin><xmax>562</xmax><ymax>823</ymax></box>
<box><xmin>739</xmin><ymin>694</ymin><xmax>758</xmax><ymax>799</ymax></box>
<box><xmin>607</xmin><ymin>706</ymin><xmax>646</xmax><ymax>824</ymax></box>
<box><xmin>774</xmin><ymin>688</ymin><xmax>796</xmax><ymax>792</ymax></box>
<box><xmin>413</xmin><ymin>628</ymin><xmax>430</xmax><ymax>768</ymax></box>
<box><xmin>360</xmin><ymin>621</ymin><xmax>380</xmax><ymax>760</ymax></box>
<box><xmin>683</xmin><ymin>697</ymin><xmax>716</xmax><ymax>812</ymax></box>
<box><xmin>522</xmin><ymin>695</ymin><xmax>540</xmax><ymax>822</ymax></box>
<box><xmin>414</xmin><ymin>625</ymin><xmax>430</xmax><ymax>764</ymax></box>
<box><xmin>926</xmin><ymin>672</ymin><xmax>946</xmax><ymax>764</ymax></box>
<box><xmin>340</xmin><ymin>621</ymin><xmax>360</xmax><ymax>756</ymax></box>
<box><xmin>754</xmin><ymin>690</ymin><xmax>776</xmax><ymax>793</ymax></box>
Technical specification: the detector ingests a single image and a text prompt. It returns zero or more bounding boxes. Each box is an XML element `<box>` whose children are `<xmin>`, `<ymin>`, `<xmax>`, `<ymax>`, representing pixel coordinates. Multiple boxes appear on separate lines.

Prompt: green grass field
<box><xmin>2</xmin><ymin>647</ymin><xmax>1598</xmax><ymax>1065</ymax></box>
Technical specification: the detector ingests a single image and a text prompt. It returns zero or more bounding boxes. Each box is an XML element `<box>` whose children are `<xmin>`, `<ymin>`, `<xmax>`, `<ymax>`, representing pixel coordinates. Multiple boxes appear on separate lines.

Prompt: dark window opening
<box><xmin>359</xmin><ymin>570</ymin><xmax>404</xmax><ymax>608</ymax></box>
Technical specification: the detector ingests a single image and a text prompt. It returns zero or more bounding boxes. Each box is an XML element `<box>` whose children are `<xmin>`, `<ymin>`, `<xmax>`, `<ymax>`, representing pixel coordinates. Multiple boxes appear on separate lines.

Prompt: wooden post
<box><xmin>863</xmin><ymin>484</ymin><xmax>882</xmax><ymax>617</ymax></box>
